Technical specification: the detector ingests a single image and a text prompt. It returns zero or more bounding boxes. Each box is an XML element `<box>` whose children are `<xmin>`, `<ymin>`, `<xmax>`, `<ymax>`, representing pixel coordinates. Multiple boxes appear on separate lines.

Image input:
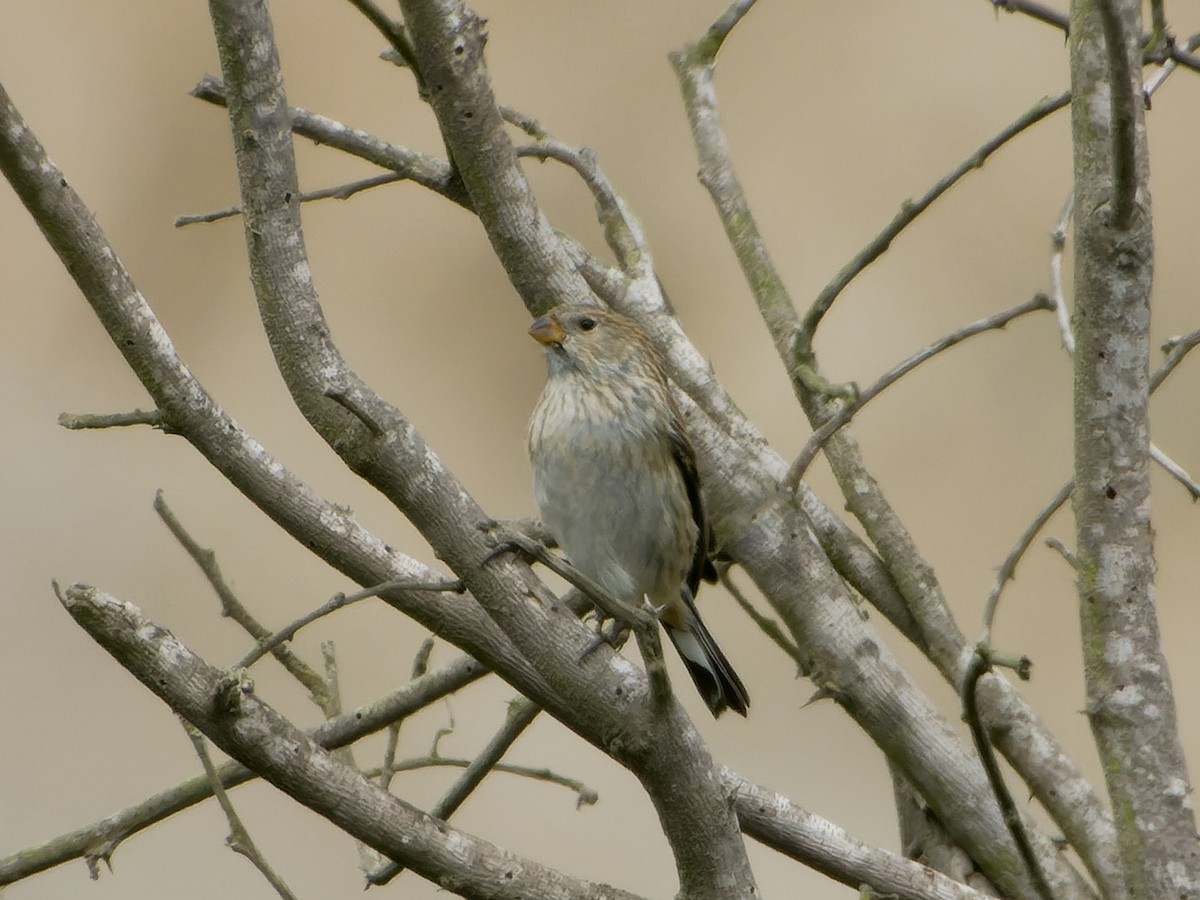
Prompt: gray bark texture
<box><xmin>1069</xmin><ymin>0</ymin><xmax>1200</xmax><ymax>896</ymax></box>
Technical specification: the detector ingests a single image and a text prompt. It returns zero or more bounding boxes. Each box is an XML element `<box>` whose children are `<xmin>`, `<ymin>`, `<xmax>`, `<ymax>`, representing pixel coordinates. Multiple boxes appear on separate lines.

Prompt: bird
<box><xmin>526</xmin><ymin>305</ymin><xmax>749</xmax><ymax>717</ymax></box>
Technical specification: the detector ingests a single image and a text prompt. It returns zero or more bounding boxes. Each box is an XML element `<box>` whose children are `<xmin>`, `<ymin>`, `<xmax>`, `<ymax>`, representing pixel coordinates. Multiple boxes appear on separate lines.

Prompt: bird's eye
<box><xmin>577</xmin><ymin>317</ymin><xmax>597</xmax><ymax>332</ymax></box>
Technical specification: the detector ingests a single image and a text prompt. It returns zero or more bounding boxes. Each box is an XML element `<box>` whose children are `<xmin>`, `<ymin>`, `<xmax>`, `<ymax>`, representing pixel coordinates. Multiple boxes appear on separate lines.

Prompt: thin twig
<box><xmin>1144</xmin><ymin>32</ymin><xmax>1200</xmax><ymax>102</ymax></box>
<box><xmin>993</xmin><ymin>0</ymin><xmax>1200</xmax><ymax>73</ymax></box>
<box><xmin>1152</xmin><ymin>328</ymin><xmax>1200</xmax><ymax>391</ymax></box>
<box><xmin>189</xmin><ymin>76</ymin><xmax>471</xmax><ymax>206</ymax></box>
<box><xmin>175</xmin><ymin>173</ymin><xmax>405</xmax><ymax>227</ymax></box>
<box><xmin>233</xmin><ymin>578</ymin><xmax>463</xmax><ymax>672</ymax></box>
<box><xmin>719</xmin><ymin>569</ymin><xmax>805</xmax><ymax>669</ymax></box>
<box><xmin>57</xmin><ymin>409</ymin><xmax>164</xmax><ymax>430</ymax></box>
<box><xmin>961</xmin><ymin>653</ymin><xmax>1054</xmax><ymax>900</ymax></box>
<box><xmin>154</xmin><ymin>491</ymin><xmax>332</xmax><ymax>706</ymax></box>
<box><xmin>980</xmin><ymin>480</ymin><xmax>1074</xmax><ymax>645</ymax></box>
<box><xmin>378</xmin><ymin>637</ymin><xmax>436</xmax><ymax>793</ymax></box>
<box><xmin>318</xmin><ymin>637</ymin><xmax>385</xmax><ymax>880</ymax></box>
<box><xmin>181</xmin><ymin>720</ymin><xmax>297</xmax><ymax>900</ymax></box>
<box><xmin>0</xmin><ymin>653</ymin><xmax>488</xmax><ymax>884</ymax></box>
<box><xmin>694</xmin><ymin>0</ymin><xmax>759</xmax><ymax>58</ymax></box>
<box><xmin>1049</xmin><ymin>191</ymin><xmax>1075</xmax><ymax>354</ymax></box>
<box><xmin>363</xmin><ymin>755</ymin><xmax>595</xmax><ymax>807</ymax></box>
<box><xmin>991</xmin><ymin>0</ymin><xmax>1070</xmax><ymax>33</ymax></box>
<box><xmin>786</xmin><ymin>294</ymin><xmax>1054</xmax><ymax>487</ymax></box>
<box><xmin>344</xmin><ymin>0</ymin><xmax>423</xmax><ymax>85</ymax></box>
<box><xmin>670</xmin><ymin>10</ymin><xmax>836</xmax><ymax>399</ymax></box>
<box><xmin>519</xmin><ymin>141</ymin><xmax>650</xmax><ymax>278</ymax></box>
<box><xmin>980</xmin><ymin>327</ymin><xmax>1200</xmax><ymax>634</ymax></box>
<box><xmin>500</xmin><ymin>104</ymin><xmax>551</xmax><ymax>140</ymax></box>
<box><xmin>1150</xmin><ymin>444</ymin><xmax>1200</xmax><ymax>500</ymax></box>
<box><xmin>799</xmin><ymin>92</ymin><xmax>1069</xmax><ymax>354</ymax></box>
<box><xmin>368</xmin><ymin>697</ymin><xmax>545</xmax><ymax>886</ymax></box>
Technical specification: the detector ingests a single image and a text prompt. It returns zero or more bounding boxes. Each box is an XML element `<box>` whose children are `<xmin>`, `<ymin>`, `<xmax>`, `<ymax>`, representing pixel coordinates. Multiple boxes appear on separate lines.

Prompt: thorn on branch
<box><xmin>801</xmin><ymin>685</ymin><xmax>836</xmax><ymax>709</ymax></box>
<box><xmin>720</xmin><ymin>568</ymin><xmax>806</xmax><ymax>670</ymax></box>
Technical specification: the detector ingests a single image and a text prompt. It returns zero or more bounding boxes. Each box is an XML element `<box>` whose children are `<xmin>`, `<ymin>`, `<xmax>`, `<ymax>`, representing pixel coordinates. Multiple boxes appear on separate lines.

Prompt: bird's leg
<box><xmin>632</xmin><ymin>621</ymin><xmax>673</xmax><ymax>711</ymax></box>
<box><xmin>640</xmin><ymin>597</ymin><xmax>667</xmax><ymax>619</ymax></box>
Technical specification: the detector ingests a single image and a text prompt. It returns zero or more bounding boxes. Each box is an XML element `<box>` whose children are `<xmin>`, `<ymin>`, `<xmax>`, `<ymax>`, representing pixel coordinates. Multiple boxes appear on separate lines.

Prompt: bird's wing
<box><xmin>667</xmin><ymin>419</ymin><xmax>718</xmax><ymax>594</ymax></box>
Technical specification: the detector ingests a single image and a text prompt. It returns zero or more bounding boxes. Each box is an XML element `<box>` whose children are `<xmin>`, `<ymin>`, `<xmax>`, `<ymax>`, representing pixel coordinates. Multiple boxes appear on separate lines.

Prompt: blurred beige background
<box><xmin>3</xmin><ymin>2</ymin><xmax>1199</xmax><ymax>897</ymax></box>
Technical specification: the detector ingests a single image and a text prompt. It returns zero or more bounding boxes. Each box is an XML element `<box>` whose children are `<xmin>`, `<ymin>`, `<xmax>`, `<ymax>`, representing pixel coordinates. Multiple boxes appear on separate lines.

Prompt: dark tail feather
<box><xmin>664</xmin><ymin>600</ymin><xmax>749</xmax><ymax>718</ymax></box>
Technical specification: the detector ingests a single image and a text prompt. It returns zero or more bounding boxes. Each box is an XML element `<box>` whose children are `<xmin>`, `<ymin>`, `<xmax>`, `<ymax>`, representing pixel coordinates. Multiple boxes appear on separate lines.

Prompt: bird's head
<box><xmin>528</xmin><ymin>306</ymin><xmax>658</xmax><ymax>382</ymax></box>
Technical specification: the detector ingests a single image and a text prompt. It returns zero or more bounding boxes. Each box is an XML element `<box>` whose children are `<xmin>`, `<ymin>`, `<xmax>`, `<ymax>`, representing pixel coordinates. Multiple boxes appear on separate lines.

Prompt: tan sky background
<box><xmin>2</xmin><ymin>2</ymin><xmax>1199</xmax><ymax>898</ymax></box>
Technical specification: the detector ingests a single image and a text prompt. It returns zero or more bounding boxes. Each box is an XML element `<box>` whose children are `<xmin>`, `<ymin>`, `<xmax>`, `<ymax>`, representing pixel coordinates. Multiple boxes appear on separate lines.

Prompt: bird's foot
<box><xmin>640</xmin><ymin>597</ymin><xmax>667</xmax><ymax>620</ymax></box>
<box><xmin>579</xmin><ymin>615</ymin><xmax>631</xmax><ymax>660</ymax></box>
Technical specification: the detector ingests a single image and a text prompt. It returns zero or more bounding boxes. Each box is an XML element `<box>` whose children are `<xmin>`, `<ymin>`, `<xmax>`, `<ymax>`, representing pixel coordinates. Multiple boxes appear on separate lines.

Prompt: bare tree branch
<box><xmin>981</xmin><ymin>480</ymin><xmax>1074</xmax><ymax>646</ymax></box>
<box><xmin>0</xmin><ymin>63</ymin><xmax>1038</xmax><ymax>898</ymax></box>
<box><xmin>668</xmin><ymin>6</ymin><xmax>1115</xmax><ymax>892</ymax></box>
<box><xmin>993</xmin><ymin>0</ymin><xmax>1200</xmax><ymax>72</ymax></box>
<box><xmin>369</xmin><ymin>697</ymin><xmax>542</xmax><ymax>885</ymax></box>
<box><xmin>181</xmin><ymin>720</ymin><xmax>298</xmax><ymax>900</ymax></box>
<box><xmin>207</xmin><ymin>0</ymin><xmax>758</xmax><ymax>894</ymax></box>
<box><xmin>0</xmin><ymin>651</ymin><xmax>487</xmax><ymax>884</ymax></box>
<box><xmin>961</xmin><ymin>654</ymin><xmax>1052</xmax><ymax>899</ymax></box>
<box><xmin>58</xmin><ymin>584</ymin><xmax>645</xmax><ymax>900</ymax></box>
<box><xmin>728</xmin><ymin>771</ymin><xmax>995</xmax><ymax>900</ymax></box>
<box><xmin>175</xmin><ymin>172</ymin><xmax>406</xmax><ymax>227</ymax></box>
<box><xmin>785</xmin><ymin>294</ymin><xmax>1054</xmax><ymax>487</ymax></box>
<box><xmin>232</xmin><ymin>579</ymin><xmax>463</xmax><ymax>672</ymax></box>
<box><xmin>7</xmin><ymin>1</ymin><xmax>1199</xmax><ymax>895</ymax></box>
<box><xmin>796</xmin><ymin>91</ymin><xmax>1070</xmax><ymax>363</ymax></box>
<box><xmin>153</xmin><ymin>490</ymin><xmax>334</xmax><ymax>707</ymax></box>
<box><xmin>1095</xmin><ymin>0</ymin><xmax>1140</xmax><ymax>228</ymax></box>
<box><xmin>681</xmin><ymin>387</ymin><xmax>1094</xmax><ymax>898</ymax></box>
<box><xmin>1068</xmin><ymin>0</ymin><xmax>1200</xmax><ymax>894</ymax></box>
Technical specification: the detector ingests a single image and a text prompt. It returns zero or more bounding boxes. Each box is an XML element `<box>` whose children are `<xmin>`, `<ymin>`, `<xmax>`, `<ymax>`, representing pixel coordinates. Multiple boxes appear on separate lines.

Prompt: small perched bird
<box><xmin>527</xmin><ymin>305</ymin><xmax>749</xmax><ymax>717</ymax></box>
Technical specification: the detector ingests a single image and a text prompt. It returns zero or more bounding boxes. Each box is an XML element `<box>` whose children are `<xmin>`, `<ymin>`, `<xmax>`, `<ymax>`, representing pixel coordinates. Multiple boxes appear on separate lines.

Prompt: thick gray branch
<box><xmin>0</xmin><ymin>653</ymin><xmax>485</xmax><ymax>884</ymax></box>
<box><xmin>1068</xmin><ymin>0</ymin><xmax>1200</xmax><ymax>896</ymax></box>
<box><xmin>395</xmin><ymin>0</ymin><xmax>595</xmax><ymax>317</ymax></box>
<box><xmin>681</xmin><ymin>393</ymin><xmax>1093</xmax><ymax>900</ymax></box>
<box><xmin>205</xmin><ymin>0</ymin><xmax>757</xmax><ymax>895</ymax></box>
<box><xmin>667</xmin><ymin>6</ymin><xmax>1114</xmax><ymax>893</ymax></box>
<box><xmin>58</xmin><ymin>585</ymin><xmax>641</xmax><ymax>900</ymax></box>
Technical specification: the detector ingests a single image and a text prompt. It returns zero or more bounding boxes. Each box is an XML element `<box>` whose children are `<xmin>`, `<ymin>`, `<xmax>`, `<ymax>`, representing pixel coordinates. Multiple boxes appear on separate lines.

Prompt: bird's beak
<box><xmin>528</xmin><ymin>315</ymin><xmax>566</xmax><ymax>347</ymax></box>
